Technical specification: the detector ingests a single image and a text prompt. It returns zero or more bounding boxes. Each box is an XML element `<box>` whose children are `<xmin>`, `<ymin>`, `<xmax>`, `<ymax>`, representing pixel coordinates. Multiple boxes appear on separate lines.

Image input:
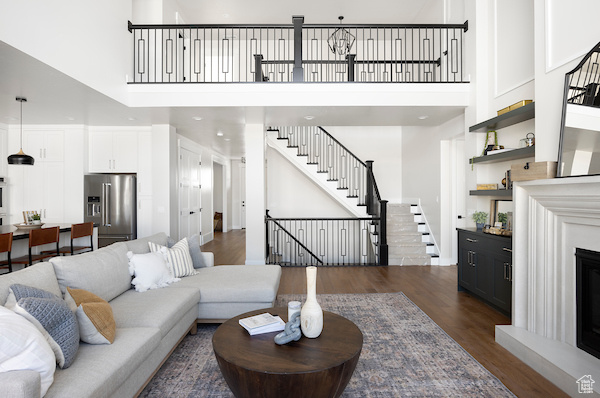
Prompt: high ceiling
<box><xmin>0</xmin><ymin>0</ymin><xmax>466</xmax><ymax>158</ymax></box>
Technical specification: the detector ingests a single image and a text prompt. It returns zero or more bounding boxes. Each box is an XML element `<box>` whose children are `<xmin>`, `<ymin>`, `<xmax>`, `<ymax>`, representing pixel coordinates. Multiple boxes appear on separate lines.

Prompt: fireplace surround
<box><xmin>577</xmin><ymin>248</ymin><xmax>600</xmax><ymax>361</ymax></box>
<box><xmin>495</xmin><ymin>175</ymin><xmax>600</xmax><ymax>396</ymax></box>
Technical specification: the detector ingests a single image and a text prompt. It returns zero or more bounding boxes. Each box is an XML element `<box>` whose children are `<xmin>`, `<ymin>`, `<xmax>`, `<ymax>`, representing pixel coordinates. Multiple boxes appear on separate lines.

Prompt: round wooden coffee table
<box><xmin>212</xmin><ymin>307</ymin><xmax>363</xmax><ymax>398</ymax></box>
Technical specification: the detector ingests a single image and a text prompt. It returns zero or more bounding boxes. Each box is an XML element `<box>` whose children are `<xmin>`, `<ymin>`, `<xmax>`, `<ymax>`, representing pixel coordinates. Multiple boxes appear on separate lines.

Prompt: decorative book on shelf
<box><xmin>239</xmin><ymin>312</ymin><xmax>285</xmax><ymax>336</ymax></box>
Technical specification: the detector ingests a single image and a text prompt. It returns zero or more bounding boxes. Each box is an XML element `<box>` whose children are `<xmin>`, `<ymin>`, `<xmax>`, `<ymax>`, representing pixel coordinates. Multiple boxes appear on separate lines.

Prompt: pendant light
<box><xmin>8</xmin><ymin>97</ymin><xmax>34</xmax><ymax>165</ymax></box>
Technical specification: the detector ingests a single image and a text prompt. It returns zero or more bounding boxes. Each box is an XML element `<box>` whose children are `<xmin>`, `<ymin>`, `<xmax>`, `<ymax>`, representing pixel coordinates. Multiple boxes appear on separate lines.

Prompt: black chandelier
<box><xmin>327</xmin><ymin>16</ymin><xmax>355</xmax><ymax>56</ymax></box>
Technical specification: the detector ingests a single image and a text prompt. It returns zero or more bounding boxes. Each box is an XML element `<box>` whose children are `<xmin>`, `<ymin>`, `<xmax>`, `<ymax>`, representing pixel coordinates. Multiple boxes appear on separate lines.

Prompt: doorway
<box><xmin>179</xmin><ymin>147</ymin><xmax>202</xmax><ymax>240</ymax></box>
<box><xmin>213</xmin><ymin>162</ymin><xmax>225</xmax><ymax>233</ymax></box>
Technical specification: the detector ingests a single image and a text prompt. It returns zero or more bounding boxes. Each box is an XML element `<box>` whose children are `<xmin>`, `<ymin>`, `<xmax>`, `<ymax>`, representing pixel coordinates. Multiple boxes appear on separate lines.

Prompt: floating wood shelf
<box><xmin>469</xmin><ymin>102</ymin><xmax>535</xmax><ymax>132</ymax></box>
<box><xmin>469</xmin><ymin>189</ymin><xmax>512</xmax><ymax>197</ymax></box>
<box><xmin>469</xmin><ymin>146</ymin><xmax>535</xmax><ymax>164</ymax></box>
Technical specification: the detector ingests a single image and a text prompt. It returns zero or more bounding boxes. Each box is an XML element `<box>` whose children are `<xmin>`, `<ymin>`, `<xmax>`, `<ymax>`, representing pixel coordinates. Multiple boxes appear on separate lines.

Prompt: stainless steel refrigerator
<box><xmin>84</xmin><ymin>174</ymin><xmax>137</xmax><ymax>248</ymax></box>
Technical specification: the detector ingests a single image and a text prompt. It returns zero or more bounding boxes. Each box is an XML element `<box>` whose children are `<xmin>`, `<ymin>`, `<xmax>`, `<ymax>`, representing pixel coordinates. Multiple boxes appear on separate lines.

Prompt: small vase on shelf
<box><xmin>300</xmin><ymin>266</ymin><xmax>323</xmax><ymax>338</ymax></box>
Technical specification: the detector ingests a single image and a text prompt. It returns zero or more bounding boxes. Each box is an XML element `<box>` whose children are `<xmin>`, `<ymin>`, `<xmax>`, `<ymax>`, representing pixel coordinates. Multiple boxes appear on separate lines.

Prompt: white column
<box><xmin>245</xmin><ymin>123</ymin><xmax>266</xmax><ymax>265</ymax></box>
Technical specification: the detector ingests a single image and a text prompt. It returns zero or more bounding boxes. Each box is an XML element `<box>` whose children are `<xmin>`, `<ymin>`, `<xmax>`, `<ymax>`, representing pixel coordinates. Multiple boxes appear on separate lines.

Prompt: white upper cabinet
<box><xmin>89</xmin><ymin>131</ymin><xmax>138</xmax><ymax>172</ymax></box>
<box><xmin>24</xmin><ymin>129</ymin><xmax>64</xmax><ymax>162</ymax></box>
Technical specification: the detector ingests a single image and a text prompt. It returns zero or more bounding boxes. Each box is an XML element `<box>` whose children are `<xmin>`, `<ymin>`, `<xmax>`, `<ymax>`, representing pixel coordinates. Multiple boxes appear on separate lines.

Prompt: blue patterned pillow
<box><xmin>11</xmin><ymin>287</ymin><xmax>80</xmax><ymax>368</ymax></box>
<box><xmin>4</xmin><ymin>283</ymin><xmax>56</xmax><ymax>309</ymax></box>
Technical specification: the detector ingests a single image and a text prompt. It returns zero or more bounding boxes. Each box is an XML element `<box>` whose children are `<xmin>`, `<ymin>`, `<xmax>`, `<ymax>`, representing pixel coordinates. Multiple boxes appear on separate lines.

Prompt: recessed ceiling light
<box><xmin>304</xmin><ymin>115</ymin><xmax>315</xmax><ymax>120</ymax></box>
<box><xmin>128</xmin><ymin>117</ymin><xmax>137</xmax><ymax>121</ymax></box>
<box><xmin>224</xmin><ymin>138</ymin><xmax>231</xmax><ymax>141</ymax></box>
<box><xmin>217</xmin><ymin>132</ymin><xmax>224</xmax><ymax>137</ymax></box>
<box><xmin>193</xmin><ymin>116</ymin><xmax>203</xmax><ymax>121</ymax></box>
<box><xmin>417</xmin><ymin>115</ymin><xmax>429</xmax><ymax>120</ymax></box>
<box><xmin>66</xmin><ymin>116</ymin><xmax>76</xmax><ymax>121</ymax></box>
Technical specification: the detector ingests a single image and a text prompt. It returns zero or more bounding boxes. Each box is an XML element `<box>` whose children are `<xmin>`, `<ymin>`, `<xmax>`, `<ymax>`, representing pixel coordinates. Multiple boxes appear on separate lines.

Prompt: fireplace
<box><xmin>577</xmin><ymin>248</ymin><xmax>600</xmax><ymax>360</ymax></box>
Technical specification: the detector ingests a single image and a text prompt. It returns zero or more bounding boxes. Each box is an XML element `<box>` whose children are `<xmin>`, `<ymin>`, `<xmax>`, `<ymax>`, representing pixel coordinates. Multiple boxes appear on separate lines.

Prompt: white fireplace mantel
<box><xmin>496</xmin><ymin>175</ymin><xmax>600</xmax><ymax>396</ymax></box>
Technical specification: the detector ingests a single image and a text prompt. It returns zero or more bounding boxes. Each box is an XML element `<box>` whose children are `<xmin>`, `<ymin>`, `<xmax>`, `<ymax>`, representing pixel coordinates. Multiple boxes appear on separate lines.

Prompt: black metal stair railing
<box><xmin>267</xmin><ymin>126</ymin><xmax>388</xmax><ymax>266</ymax></box>
<box><xmin>128</xmin><ymin>19</ymin><xmax>468</xmax><ymax>84</ymax></box>
<box><xmin>265</xmin><ymin>213</ymin><xmax>378</xmax><ymax>266</ymax></box>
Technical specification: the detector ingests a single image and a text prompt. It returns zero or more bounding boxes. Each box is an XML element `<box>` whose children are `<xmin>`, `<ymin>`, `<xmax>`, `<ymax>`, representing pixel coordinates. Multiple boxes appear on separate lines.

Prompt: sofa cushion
<box><xmin>13</xmin><ymin>295</ymin><xmax>79</xmax><ymax>369</ymax></box>
<box><xmin>172</xmin><ymin>264</ymin><xmax>282</xmax><ymax>303</ymax></box>
<box><xmin>149</xmin><ymin>238</ymin><xmax>198</xmax><ymax>278</ymax></box>
<box><xmin>46</xmin><ymin>327</ymin><xmax>161</xmax><ymax>398</ymax></box>
<box><xmin>125</xmin><ymin>232</ymin><xmax>168</xmax><ymax>254</ymax></box>
<box><xmin>0</xmin><ymin>262</ymin><xmax>62</xmax><ymax>306</ymax></box>
<box><xmin>66</xmin><ymin>287</ymin><xmax>116</xmax><ymax>345</ymax></box>
<box><xmin>0</xmin><ymin>306</ymin><xmax>55</xmax><ymax>397</ymax></box>
<box><xmin>50</xmin><ymin>242</ymin><xmax>130</xmax><ymax>302</ymax></box>
<box><xmin>168</xmin><ymin>234</ymin><xmax>207</xmax><ymax>268</ymax></box>
<box><xmin>109</xmin><ymin>287</ymin><xmax>199</xmax><ymax>338</ymax></box>
<box><xmin>127</xmin><ymin>251</ymin><xmax>179</xmax><ymax>292</ymax></box>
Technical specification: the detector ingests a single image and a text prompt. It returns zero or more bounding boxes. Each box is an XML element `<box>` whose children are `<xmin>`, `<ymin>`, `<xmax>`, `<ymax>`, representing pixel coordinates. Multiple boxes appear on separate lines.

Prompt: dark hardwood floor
<box><xmin>203</xmin><ymin>230</ymin><xmax>568</xmax><ymax>398</ymax></box>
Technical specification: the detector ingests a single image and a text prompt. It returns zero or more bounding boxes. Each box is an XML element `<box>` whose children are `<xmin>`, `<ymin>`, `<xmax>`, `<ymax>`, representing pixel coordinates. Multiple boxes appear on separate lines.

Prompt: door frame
<box><xmin>212</xmin><ymin>155</ymin><xmax>229</xmax><ymax>234</ymax></box>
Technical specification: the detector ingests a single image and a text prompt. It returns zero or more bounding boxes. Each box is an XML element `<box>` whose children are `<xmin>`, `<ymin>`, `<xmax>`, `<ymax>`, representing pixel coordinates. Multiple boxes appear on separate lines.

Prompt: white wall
<box><xmin>266</xmin><ymin>148</ymin><xmax>352</xmax><ymax>218</ymax></box>
<box><xmin>231</xmin><ymin>159</ymin><xmax>244</xmax><ymax>229</ymax></box>
<box><xmin>0</xmin><ymin>0</ymin><xmax>132</xmax><ymax>104</ymax></box>
<box><xmin>213</xmin><ymin>163</ymin><xmax>224</xmax><ymax>213</ymax></box>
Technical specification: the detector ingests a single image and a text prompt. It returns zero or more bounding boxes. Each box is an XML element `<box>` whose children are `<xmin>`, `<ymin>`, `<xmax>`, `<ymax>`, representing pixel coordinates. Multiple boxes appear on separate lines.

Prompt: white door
<box><xmin>240</xmin><ymin>164</ymin><xmax>246</xmax><ymax>229</ymax></box>
<box><xmin>179</xmin><ymin>148</ymin><xmax>202</xmax><ymax>239</ymax></box>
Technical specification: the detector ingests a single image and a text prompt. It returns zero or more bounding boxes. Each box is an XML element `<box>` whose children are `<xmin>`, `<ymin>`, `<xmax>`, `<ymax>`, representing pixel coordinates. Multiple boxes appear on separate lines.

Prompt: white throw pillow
<box><xmin>0</xmin><ymin>306</ymin><xmax>56</xmax><ymax>397</ymax></box>
<box><xmin>127</xmin><ymin>251</ymin><xmax>180</xmax><ymax>292</ymax></box>
<box><xmin>149</xmin><ymin>238</ymin><xmax>198</xmax><ymax>278</ymax></box>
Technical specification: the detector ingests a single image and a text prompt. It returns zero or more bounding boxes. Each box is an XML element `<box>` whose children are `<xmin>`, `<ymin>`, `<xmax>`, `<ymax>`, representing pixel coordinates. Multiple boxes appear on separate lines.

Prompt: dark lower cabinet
<box><xmin>458</xmin><ymin>229</ymin><xmax>512</xmax><ymax>315</ymax></box>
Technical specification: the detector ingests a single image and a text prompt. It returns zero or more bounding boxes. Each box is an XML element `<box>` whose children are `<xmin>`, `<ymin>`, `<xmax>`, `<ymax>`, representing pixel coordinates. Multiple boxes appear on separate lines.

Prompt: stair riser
<box><xmin>388</xmin><ymin>256</ymin><xmax>431</xmax><ymax>266</ymax></box>
<box><xmin>387</xmin><ymin>235</ymin><xmax>422</xmax><ymax>244</ymax></box>
<box><xmin>389</xmin><ymin>246</ymin><xmax>427</xmax><ymax>256</ymax></box>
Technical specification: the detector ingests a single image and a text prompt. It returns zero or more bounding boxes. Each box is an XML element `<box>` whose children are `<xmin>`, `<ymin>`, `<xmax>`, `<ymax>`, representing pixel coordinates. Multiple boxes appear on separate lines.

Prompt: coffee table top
<box><xmin>212</xmin><ymin>307</ymin><xmax>363</xmax><ymax>374</ymax></box>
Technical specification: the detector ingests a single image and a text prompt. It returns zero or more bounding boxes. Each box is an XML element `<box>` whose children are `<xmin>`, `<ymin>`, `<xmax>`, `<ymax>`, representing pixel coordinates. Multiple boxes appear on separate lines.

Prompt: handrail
<box><xmin>317</xmin><ymin>127</ymin><xmax>366</xmax><ymax>167</ymax></box>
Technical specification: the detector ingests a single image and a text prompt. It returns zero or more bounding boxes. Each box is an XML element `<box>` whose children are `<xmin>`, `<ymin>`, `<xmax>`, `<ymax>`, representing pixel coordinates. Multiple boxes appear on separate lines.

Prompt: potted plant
<box><xmin>31</xmin><ymin>213</ymin><xmax>41</xmax><ymax>225</ymax></box>
<box><xmin>498</xmin><ymin>212</ymin><xmax>508</xmax><ymax>227</ymax></box>
<box><xmin>472</xmin><ymin>211</ymin><xmax>488</xmax><ymax>230</ymax></box>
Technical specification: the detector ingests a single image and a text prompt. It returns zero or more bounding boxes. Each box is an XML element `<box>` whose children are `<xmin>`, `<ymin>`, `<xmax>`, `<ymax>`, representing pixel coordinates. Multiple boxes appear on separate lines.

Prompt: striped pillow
<box><xmin>148</xmin><ymin>238</ymin><xmax>198</xmax><ymax>278</ymax></box>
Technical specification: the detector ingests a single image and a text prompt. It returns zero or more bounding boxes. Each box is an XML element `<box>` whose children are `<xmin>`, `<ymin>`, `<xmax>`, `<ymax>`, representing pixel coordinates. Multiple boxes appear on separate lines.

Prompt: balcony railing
<box><xmin>128</xmin><ymin>18</ymin><xmax>468</xmax><ymax>84</ymax></box>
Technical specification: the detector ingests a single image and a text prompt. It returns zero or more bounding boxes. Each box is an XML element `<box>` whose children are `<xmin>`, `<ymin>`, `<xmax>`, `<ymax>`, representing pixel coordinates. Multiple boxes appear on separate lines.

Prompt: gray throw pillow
<box><xmin>168</xmin><ymin>235</ymin><xmax>206</xmax><ymax>268</ymax></box>
<box><xmin>10</xmin><ymin>285</ymin><xmax>80</xmax><ymax>369</ymax></box>
<box><xmin>188</xmin><ymin>234</ymin><xmax>206</xmax><ymax>268</ymax></box>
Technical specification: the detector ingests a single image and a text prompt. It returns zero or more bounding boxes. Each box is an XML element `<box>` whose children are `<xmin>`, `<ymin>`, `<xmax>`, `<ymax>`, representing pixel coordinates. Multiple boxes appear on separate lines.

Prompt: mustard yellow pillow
<box><xmin>66</xmin><ymin>287</ymin><xmax>116</xmax><ymax>344</ymax></box>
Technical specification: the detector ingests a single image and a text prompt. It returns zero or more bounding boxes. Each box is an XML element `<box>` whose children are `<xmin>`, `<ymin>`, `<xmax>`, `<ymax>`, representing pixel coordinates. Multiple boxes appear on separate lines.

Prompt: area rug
<box><xmin>141</xmin><ymin>293</ymin><xmax>515</xmax><ymax>397</ymax></box>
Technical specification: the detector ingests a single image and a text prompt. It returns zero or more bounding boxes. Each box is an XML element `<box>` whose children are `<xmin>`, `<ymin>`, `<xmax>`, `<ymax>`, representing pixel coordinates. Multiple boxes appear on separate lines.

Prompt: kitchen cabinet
<box><xmin>457</xmin><ymin>229</ymin><xmax>512</xmax><ymax>315</ymax></box>
<box><xmin>89</xmin><ymin>131</ymin><xmax>138</xmax><ymax>172</ymax></box>
<box><xmin>24</xmin><ymin>130</ymin><xmax>64</xmax><ymax>162</ymax></box>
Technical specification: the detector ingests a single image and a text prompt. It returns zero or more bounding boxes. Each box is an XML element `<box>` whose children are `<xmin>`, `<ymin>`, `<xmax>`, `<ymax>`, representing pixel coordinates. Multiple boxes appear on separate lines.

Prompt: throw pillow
<box><xmin>4</xmin><ymin>283</ymin><xmax>56</xmax><ymax>311</ymax></box>
<box><xmin>0</xmin><ymin>306</ymin><xmax>56</xmax><ymax>397</ymax></box>
<box><xmin>149</xmin><ymin>238</ymin><xmax>198</xmax><ymax>277</ymax></box>
<box><xmin>12</xmin><ymin>294</ymin><xmax>80</xmax><ymax>369</ymax></box>
<box><xmin>187</xmin><ymin>234</ymin><xmax>207</xmax><ymax>268</ymax></box>
<box><xmin>127</xmin><ymin>251</ymin><xmax>180</xmax><ymax>292</ymax></box>
<box><xmin>65</xmin><ymin>287</ymin><xmax>116</xmax><ymax>345</ymax></box>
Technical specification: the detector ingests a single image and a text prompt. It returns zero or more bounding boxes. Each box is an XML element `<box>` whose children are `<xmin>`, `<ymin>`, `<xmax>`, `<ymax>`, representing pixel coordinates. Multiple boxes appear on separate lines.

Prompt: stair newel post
<box><xmin>379</xmin><ymin>200</ymin><xmax>388</xmax><ymax>265</ymax></box>
<box><xmin>366</xmin><ymin>161</ymin><xmax>374</xmax><ymax>215</ymax></box>
<box><xmin>265</xmin><ymin>210</ymin><xmax>270</xmax><ymax>262</ymax></box>
<box><xmin>347</xmin><ymin>54</ymin><xmax>356</xmax><ymax>82</ymax></box>
<box><xmin>292</xmin><ymin>16</ymin><xmax>304</xmax><ymax>82</ymax></box>
<box><xmin>254</xmin><ymin>54</ymin><xmax>264</xmax><ymax>82</ymax></box>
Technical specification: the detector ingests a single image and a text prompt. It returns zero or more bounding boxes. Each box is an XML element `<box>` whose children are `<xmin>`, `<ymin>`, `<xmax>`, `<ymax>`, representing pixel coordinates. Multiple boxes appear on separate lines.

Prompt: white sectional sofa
<box><xmin>0</xmin><ymin>232</ymin><xmax>282</xmax><ymax>398</ymax></box>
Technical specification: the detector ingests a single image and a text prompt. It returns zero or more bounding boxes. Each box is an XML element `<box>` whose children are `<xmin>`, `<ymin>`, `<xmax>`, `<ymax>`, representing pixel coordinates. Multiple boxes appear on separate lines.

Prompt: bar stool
<box><xmin>57</xmin><ymin>222</ymin><xmax>94</xmax><ymax>255</ymax></box>
<box><xmin>0</xmin><ymin>232</ymin><xmax>13</xmax><ymax>273</ymax></box>
<box><xmin>12</xmin><ymin>226</ymin><xmax>60</xmax><ymax>267</ymax></box>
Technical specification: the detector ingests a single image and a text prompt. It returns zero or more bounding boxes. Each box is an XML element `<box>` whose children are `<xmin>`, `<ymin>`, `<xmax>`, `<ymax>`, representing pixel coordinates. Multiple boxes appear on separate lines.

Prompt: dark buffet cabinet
<box><xmin>457</xmin><ymin>228</ymin><xmax>512</xmax><ymax>315</ymax></box>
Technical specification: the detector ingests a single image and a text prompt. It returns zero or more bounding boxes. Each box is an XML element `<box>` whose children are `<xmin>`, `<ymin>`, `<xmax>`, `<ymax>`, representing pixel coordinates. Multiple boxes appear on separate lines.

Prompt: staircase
<box><xmin>387</xmin><ymin>203</ymin><xmax>439</xmax><ymax>265</ymax></box>
<box><xmin>266</xmin><ymin>126</ymin><xmax>386</xmax><ymax>266</ymax></box>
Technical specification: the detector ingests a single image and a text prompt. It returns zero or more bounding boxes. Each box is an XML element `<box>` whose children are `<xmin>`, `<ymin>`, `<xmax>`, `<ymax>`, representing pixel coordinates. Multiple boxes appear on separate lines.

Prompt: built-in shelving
<box><xmin>469</xmin><ymin>102</ymin><xmax>535</xmax><ymax>133</ymax></box>
<box><xmin>469</xmin><ymin>146</ymin><xmax>535</xmax><ymax>164</ymax></box>
<box><xmin>469</xmin><ymin>189</ymin><xmax>512</xmax><ymax>197</ymax></box>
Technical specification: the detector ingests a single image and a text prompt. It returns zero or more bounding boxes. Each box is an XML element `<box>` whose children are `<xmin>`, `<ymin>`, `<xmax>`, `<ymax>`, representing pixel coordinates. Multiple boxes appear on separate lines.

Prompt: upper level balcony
<box><xmin>128</xmin><ymin>17</ymin><xmax>468</xmax><ymax>85</ymax></box>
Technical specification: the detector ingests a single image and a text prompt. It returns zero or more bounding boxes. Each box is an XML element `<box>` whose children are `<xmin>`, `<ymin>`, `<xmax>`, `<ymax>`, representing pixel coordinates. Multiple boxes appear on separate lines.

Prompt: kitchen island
<box><xmin>0</xmin><ymin>223</ymin><xmax>98</xmax><ymax>273</ymax></box>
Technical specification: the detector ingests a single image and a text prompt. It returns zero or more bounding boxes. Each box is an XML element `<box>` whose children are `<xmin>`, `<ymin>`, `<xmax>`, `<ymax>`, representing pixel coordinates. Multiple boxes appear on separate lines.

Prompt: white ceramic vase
<box><xmin>300</xmin><ymin>266</ymin><xmax>323</xmax><ymax>338</ymax></box>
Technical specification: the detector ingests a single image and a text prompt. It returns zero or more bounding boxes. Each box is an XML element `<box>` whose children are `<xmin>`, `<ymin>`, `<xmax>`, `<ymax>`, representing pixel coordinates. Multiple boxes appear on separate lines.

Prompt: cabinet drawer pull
<box><xmin>466</xmin><ymin>238</ymin><xmax>478</xmax><ymax>243</ymax></box>
<box><xmin>502</xmin><ymin>248</ymin><xmax>512</xmax><ymax>253</ymax></box>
